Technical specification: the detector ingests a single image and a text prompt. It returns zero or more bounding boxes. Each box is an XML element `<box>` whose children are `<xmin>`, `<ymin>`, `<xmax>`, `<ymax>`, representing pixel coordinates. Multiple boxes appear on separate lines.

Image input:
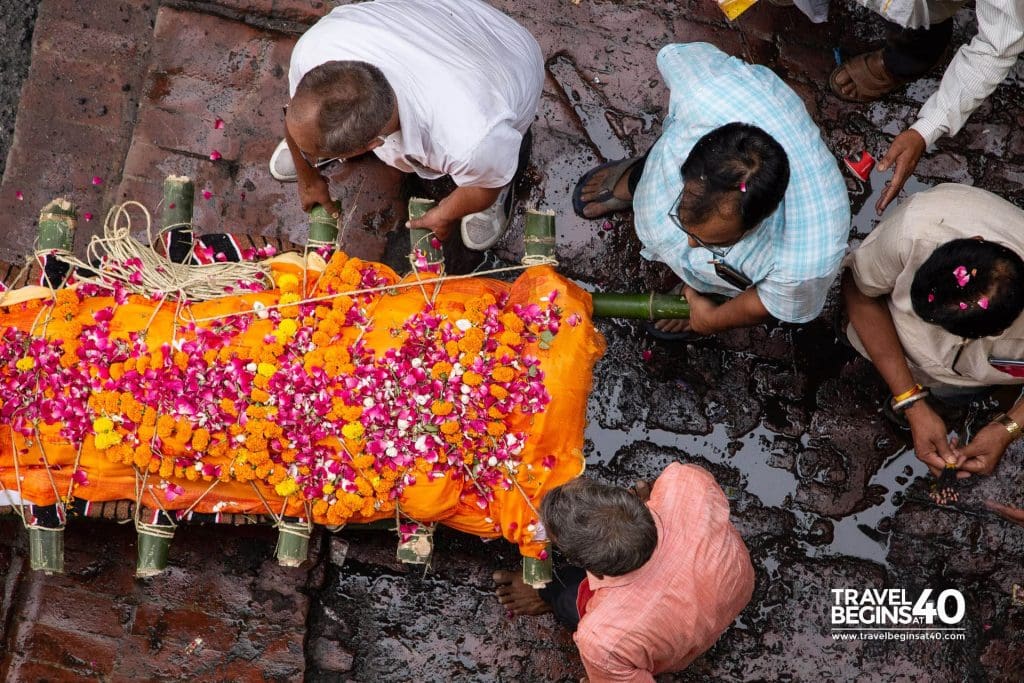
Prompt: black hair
<box><xmin>679</xmin><ymin>122</ymin><xmax>790</xmax><ymax>233</ymax></box>
<box><xmin>540</xmin><ymin>478</ymin><xmax>657</xmax><ymax>577</ymax></box>
<box><xmin>293</xmin><ymin>61</ymin><xmax>396</xmax><ymax>156</ymax></box>
<box><xmin>910</xmin><ymin>238</ymin><xmax>1024</xmax><ymax>338</ymax></box>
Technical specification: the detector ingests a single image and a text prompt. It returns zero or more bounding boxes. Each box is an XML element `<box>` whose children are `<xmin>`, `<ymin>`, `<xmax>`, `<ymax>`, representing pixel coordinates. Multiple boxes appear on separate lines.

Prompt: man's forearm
<box><xmin>433</xmin><ymin>186</ymin><xmax>502</xmax><ymax>222</ymax></box>
<box><xmin>709</xmin><ymin>287</ymin><xmax>771</xmax><ymax>332</ymax></box>
<box><xmin>841</xmin><ymin>270</ymin><xmax>917</xmax><ymax>395</ymax></box>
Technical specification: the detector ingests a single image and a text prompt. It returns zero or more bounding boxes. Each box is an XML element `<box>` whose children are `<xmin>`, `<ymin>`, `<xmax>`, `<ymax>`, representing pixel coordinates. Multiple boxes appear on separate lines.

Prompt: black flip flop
<box><xmin>571</xmin><ymin>157</ymin><xmax>639</xmax><ymax>219</ymax></box>
<box><xmin>642</xmin><ymin>320</ymin><xmax>701</xmax><ymax>342</ymax></box>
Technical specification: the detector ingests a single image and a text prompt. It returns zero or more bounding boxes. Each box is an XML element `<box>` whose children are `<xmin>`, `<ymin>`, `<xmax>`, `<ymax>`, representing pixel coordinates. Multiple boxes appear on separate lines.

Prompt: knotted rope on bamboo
<box><xmin>44</xmin><ymin>201</ymin><xmax>273</xmax><ymax>302</ymax></box>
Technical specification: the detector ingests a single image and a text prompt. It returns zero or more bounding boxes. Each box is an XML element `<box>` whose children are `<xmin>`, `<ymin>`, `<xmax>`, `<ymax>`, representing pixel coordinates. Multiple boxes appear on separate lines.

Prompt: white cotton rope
<box><xmin>45</xmin><ymin>201</ymin><xmax>274</xmax><ymax>302</ymax></box>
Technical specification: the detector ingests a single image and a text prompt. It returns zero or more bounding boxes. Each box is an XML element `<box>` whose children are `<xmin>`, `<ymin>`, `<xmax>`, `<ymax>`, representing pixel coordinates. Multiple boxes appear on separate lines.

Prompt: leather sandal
<box><xmin>571</xmin><ymin>157</ymin><xmax>641</xmax><ymax>219</ymax></box>
<box><xmin>829</xmin><ymin>49</ymin><xmax>904</xmax><ymax>104</ymax></box>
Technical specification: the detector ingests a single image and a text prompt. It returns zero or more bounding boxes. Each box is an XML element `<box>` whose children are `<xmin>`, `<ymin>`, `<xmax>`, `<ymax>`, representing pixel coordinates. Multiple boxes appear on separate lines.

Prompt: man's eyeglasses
<box><xmin>667</xmin><ymin>187</ymin><xmax>753</xmax><ymax>291</ymax></box>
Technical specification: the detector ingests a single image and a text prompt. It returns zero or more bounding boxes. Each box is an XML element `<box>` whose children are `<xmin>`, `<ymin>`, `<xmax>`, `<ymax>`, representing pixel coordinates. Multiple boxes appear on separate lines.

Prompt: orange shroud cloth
<box><xmin>0</xmin><ymin>253</ymin><xmax>604</xmax><ymax>557</ymax></box>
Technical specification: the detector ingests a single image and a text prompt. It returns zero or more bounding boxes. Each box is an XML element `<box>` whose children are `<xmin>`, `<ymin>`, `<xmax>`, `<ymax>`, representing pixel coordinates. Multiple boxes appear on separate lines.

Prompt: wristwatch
<box><xmin>992</xmin><ymin>412</ymin><xmax>1023</xmax><ymax>440</ymax></box>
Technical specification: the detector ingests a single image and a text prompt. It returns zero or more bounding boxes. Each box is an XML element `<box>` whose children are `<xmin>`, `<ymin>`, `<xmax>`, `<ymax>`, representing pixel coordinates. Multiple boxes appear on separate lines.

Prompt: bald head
<box><xmin>288</xmin><ymin>61</ymin><xmax>396</xmax><ymax>157</ymax></box>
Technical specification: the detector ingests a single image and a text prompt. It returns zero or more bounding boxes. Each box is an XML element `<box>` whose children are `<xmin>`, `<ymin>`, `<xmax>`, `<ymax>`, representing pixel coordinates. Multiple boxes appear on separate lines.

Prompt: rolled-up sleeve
<box><xmin>911</xmin><ymin>0</ymin><xmax>1024</xmax><ymax>145</ymax></box>
<box><xmin>846</xmin><ymin>212</ymin><xmax>912</xmax><ymax>298</ymax></box>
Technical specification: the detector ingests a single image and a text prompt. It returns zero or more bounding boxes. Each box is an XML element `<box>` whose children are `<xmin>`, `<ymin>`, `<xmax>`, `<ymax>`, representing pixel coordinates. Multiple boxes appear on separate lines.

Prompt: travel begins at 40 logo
<box><xmin>830</xmin><ymin>589</ymin><xmax>967</xmax><ymax>642</ymax></box>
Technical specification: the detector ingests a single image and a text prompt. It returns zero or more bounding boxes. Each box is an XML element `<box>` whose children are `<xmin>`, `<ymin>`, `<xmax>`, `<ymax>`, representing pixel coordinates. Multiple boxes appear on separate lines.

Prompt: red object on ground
<box><xmin>844</xmin><ymin>151</ymin><xmax>875</xmax><ymax>181</ymax></box>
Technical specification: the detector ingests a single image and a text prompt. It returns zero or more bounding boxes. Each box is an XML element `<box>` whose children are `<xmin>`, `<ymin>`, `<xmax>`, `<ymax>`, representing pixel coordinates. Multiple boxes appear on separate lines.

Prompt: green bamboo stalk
<box><xmin>591</xmin><ymin>292</ymin><xmax>691</xmax><ymax>319</ymax></box>
<box><xmin>523</xmin><ymin>555</ymin><xmax>552</xmax><ymax>588</ymax></box>
<box><xmin>276</xmin><ymin>517</ymin><xmax>312</xmax><ymax>567</ymax></box>
<box><xmin>396</xmin><ymin>526</ymin><xmax>433</xmax><ymax>565</ymax></box>
<box><xmin>28</xmin><ymin>527</ymin><xmax>64</xmax><ymax>574</ymax></box>
<box><xmin>162</xmin><ymin>175</ymin><xmax>194</xmax><ymax>231</ymax></box>
<box><xmin>37</xmin><ymin>198</ymin><xmax>76</xmax><ymax>252</ymax></box>
<box><xmin>136</xmin><ymin>509</ymin><xmax>175</xmax><ymax>578</ymax></box>
<box><xmin>407</xmin><ymin>197</ymin><xmax>444</xmax><ymax>269</ymax></box>
<box><xmin>308</xmin><ymin>201</ymin><xmax>341</xmax><ymax>247</ymax></box>
<box><xmin>162</xmin><ymin>175</ymin><xmax>194</xmax><ymax>262</ymax></box>
<box><xmin>523</xmin><ymin>209</ymin><xmax>556</xmax><ymax>262</ymax></box>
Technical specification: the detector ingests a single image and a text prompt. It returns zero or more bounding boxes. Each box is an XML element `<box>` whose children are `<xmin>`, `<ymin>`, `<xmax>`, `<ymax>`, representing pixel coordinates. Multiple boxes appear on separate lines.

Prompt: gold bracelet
<box><xmin>993</xmin><ymin>413</ymin><xmax>1023</xmax><ymax>440</ymax></box>
<box><xmin>892</xmin><ymin>384</ymin><xmax>923</xmax><ymax>404</ymax></box>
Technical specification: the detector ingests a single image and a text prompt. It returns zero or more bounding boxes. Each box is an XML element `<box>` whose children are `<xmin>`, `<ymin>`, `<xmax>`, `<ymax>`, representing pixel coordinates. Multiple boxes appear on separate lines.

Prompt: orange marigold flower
<box><xmin>430</xmin><ymin>362</ymin><xmax>453</xmax><ymax>380</ymax></box>
<box><xmin>430</xmin><ymin>400</ymin><xmax>454</xmax><ymax>417</ymax></box>
<box><xmin>440</xmin><ymin>421</ymin><xmax>460</xmax><ymax>435</ymax></box>
<box><xmin>489</xmin><ymin>385</ymin><xmax>509</xmax><ymax>400</ymax></box>
<box><xmin>462</xmin><ymin>371</ymin><xmax>483</xmax><ymax>387</ymax></box>
<box><xmin>191</xmin><ymin>428</ymin><xmax>211</xmax><ymax>451</ymax></box>
<box><xmin>340</xmin><ymin>405</ymin><xmax>363</xmax><ymax>422</ymax></box>
<box><xmin>444</xmin><ymin>341</ymin><xmax>460</xmax><ymax>358</ymax></box>
<box><xmin>219</xmin><ymin>398</ymin><xmax>237</xmax><ymax>415</ymax></box>
<box><xmin>488</xmin><ymin>406</ymin><xmax>505</xmax><ymax>419</ymax></box>
<box><xmin>156</xmin><ymin>414</ymin><xmax>175</xmax><ymax>439</ymax></box>
<box><xmin>500</xmin><ymin>313</ymin><xmax>525</xmax><ymax>333</ymax></box>
<box><xmin>486</xmin><ymin>422</ymin><xmax>507</xmax><ymax>437</ymax></box>
<box><xmin>491</xmin><ymin>366</ymin><xmax>515</xmax><ymax>383</ymax></box>
<box><xmin>250</xmin><ymin>388</ymin><xmax>271</xmax><ymax>404</ymax></box>
<box><xmin>498</xmin><ymin>331</ymin><xmax>521</xmax><ymax>347</ymax></box>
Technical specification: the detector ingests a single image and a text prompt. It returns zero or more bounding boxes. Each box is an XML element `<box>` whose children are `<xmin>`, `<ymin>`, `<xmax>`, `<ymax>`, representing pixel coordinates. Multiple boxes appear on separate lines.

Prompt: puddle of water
<box><xmin>850</xmin><ymin>172</ymin><xmax>935</xmax><ymax>237</ymax></box>
<box><xmin>585</xmin><ymin>410</ymin><xmax>928</xmax><ymax>567</ymax></box>
<box><xmin>546</xmin><ymin>55</ymin><xmax>633</xmax><ymax>161</ymax></box>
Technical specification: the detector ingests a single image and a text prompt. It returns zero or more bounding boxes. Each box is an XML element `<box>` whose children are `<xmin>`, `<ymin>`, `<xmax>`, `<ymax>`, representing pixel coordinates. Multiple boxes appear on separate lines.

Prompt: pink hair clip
<box><xmin>739</xmin><ymin>181</ymin><xmax>747</xmax><ymax>193</ymax></box>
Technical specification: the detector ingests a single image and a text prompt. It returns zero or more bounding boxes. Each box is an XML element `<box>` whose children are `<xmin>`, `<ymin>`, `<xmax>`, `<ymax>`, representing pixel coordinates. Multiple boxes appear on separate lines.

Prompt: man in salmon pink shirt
<box><xmin>494</xmin><ymin>462</ymin><xmax>754</xmax><ymax>681</ymax></box>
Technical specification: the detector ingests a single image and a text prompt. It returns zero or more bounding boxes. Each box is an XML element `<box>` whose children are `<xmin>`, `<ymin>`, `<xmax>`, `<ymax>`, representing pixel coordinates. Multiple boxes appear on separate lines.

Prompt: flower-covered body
<box><xmin>0</xmin><ymin>254</ymin><xmax>604</xmax><ymax>556</ymax></box>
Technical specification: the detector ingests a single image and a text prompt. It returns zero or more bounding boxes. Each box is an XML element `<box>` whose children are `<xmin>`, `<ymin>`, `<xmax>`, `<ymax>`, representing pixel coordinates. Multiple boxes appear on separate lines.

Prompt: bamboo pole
<box><xmin>276</xmin><ymin>516</ymin><xmax>313</xmax><ymax>567</ymax></box>
<box><xmin>27</xmin><ymin>503</ymin><xmax>64</xmax><ymax>574</ymax></box>
<box><xmin>308</xmin><ymin>202</ymin><xmax>341</xmax><ymax>248</ymax></box>
<box><xmin>136</xmin><ymin>509</ymin><xmax>175</xmax><ymax>577</ymax></box>
<box><xmin>523</xmin><ymin>209</ymin><xmax>556</xmax><ymax>262</ymax></box>
<box><xmin>523</xmin><ymin>554</ymin><xmax>552</xmax><ymax>588</ymax></box>
<box><xmin>407</xmin><ymin>197</ymin><xmax>444</xmax><ymax>271</ymax></box>
<box><xmin>162</xmin><ymin>175</ymin><xmax>194</xmax><ymax>262</ymax></box>
<box><xmin>37</xmin><ymin>198</ymin><xmax>76</xmax><ymax>252</ymax></box>
<box><xmin>396</xmin><ymin>526</ymin><xmax>433</xmax><ymax>565</ymax></box>
<box><xmin>590</xmin><ymin>292</ymin><xmax>691</xmax><ymax>319</ymax></box>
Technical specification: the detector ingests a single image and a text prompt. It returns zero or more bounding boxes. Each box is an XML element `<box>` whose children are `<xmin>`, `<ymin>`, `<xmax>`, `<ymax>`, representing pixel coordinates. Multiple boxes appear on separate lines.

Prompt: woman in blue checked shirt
<box><xmin>573</xmin><ymin>42</ymin><xmax>850</xmax><ymax>338</ymax></box>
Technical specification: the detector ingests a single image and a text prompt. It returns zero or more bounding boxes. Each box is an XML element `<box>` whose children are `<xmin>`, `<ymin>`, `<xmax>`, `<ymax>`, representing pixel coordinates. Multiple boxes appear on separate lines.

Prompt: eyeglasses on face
<box><xmin>666</xmin><ymin>187</ymin><xmax>753</xmax><ymax>291</ymax></box>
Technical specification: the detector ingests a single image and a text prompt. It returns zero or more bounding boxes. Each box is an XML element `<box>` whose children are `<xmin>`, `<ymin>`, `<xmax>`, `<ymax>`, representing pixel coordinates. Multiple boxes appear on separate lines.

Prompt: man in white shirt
<box><xmin>821</xmin><ymin>0</ymin><xmax>1024</xmax><ymax>215</ymax></box>
<box><xmin>271</xmin><ymin>0</ymin><xmax>544</xmax><ymax>251</ymax></box>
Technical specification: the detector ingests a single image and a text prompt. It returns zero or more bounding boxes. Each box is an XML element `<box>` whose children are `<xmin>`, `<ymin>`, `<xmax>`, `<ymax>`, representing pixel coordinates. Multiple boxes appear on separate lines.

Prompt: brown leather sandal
<box><xmin>829</xmin><ymin>49</ymin><xmax>904</xmax><ymax>103</ymax></box>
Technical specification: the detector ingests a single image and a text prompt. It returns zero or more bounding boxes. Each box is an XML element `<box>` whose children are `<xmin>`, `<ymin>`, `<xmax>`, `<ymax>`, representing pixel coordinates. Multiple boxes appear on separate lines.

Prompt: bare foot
<box><xmin>654</xmin><ymin>318</ymin><xmax>691</xmax><ymax>334</ymax></box>
<box><xmin>578</xmin><ymin>158</ymin><xmax>639</xmax><ymax>219</ymax></box>
<box><xmin>493</xmin><ymin>570</ymin><xmax>551</xmax><ymax>617</ymax></box>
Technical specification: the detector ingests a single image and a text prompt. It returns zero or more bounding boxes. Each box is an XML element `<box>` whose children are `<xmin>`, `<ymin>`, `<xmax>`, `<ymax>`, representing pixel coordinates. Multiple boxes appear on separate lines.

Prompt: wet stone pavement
<box><xmin>1</xmin><ymin>0</ymin><xmax>1024</xmax><ymax>681</ymax></box>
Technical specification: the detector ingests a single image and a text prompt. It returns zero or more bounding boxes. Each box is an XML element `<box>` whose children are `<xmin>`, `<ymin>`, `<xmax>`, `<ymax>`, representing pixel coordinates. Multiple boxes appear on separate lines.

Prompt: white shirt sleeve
<box><xmin>911</xmin><ymin>0</ymin><xmax>1024</xmax><ymax>146</ymax></box>
<box><xmin>446</xmin><ymin>123</ymin><xmax>523</xmax><ymax>189</ymax></box>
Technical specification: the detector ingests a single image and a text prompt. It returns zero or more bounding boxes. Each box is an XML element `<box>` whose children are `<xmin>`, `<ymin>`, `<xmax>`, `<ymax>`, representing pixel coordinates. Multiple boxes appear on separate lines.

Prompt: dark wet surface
<box><xmin>306</xmin><ymin>2</ymin><xmax>1024</xmax><ymax>679</ymax></box>
<box><xmin>1</xmin><ymin>0</ymin><xmax>1023</xmax><ymax>680</ymax></box>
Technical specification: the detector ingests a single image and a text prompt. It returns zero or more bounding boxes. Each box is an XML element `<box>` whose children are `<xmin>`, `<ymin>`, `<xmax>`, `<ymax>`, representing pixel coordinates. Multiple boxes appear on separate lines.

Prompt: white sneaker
<box><xmin>460</xmin><ymin>183</ymin><xmax>514</xmax><ymax>251</ymax></box>
<box><xmin>269</xmin><ymin>139</ymin><xmax>298</xmax><ymax>181</ymax></box>
<box><xmin>269</xmin><ymin>139</ymin><xmax>338</xmax><ymax>182</ymax></box>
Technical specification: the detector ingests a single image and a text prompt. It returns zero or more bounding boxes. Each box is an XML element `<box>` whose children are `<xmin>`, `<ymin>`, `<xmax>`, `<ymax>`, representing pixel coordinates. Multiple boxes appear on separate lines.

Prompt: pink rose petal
<box><xmin>214</xmin><ymin>118</ymin><xmax>225</xmax><ymax>130</ymax></box>
<box><xmin>927</xmin><ymin>293</ymin><xmax>935</xmax><ymax>303</ymax></box>
<box><xmin>641</xmin><ymin>349</ymin><xmax>653</xmax><ymax>362</ymax></box>
<box><xmin>71</xmin><ymin>468</ymin><xmax>89</xmax><ymax>486</ymax></box>
<box><xmin>84</xmin><ymin>212</ymin><xmax>93</xmax><ymax>222</ymax></box>
<box><xmin>202</xmin><ymin>190</ymin><xmax>213</xmax><ymax>200</ymax></box>
<box><xmin>959</xmin><ymin>302</ymin><xmax>968</xmax><ymax>310</ymax></box>
<box><xmin>209</xmin><ymin>150</ymin><xmax>222</xmax><ymax>161</ymax></box>
<box><xmin>978</xmin><ymin>296</ymin><xmax>989</xmax><ymax>310</ymax></box>
<box><xmin>91</xmin><ymin>176</ymin><xmax>103</xmax><ymax>186</ymax></box>
<box><xmin>14</xmin><ymin>190</ymin><xmax>23</xmax><ymax>201</ymax></box>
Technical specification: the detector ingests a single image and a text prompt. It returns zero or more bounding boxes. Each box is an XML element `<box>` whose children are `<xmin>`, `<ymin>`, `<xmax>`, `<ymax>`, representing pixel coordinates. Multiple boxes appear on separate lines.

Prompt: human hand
<box><xmin>298</xmin><ymin>174</ymin><xmax>335</xmax><ymax>214</ymax></box>
<box><xmin>630</xmin><ymin>480</ymin><xmax>652</xmax><ymax>503</ymax></box>
<box><xmin>904</xmin><ymin>401</ymin><xmax>955</xmax><ymax>476</ymax></box>
<box><xmin>984</xmin><ymin>500</ymin><xmax>1024</xmax><ymax>526</ymax></box>
<box><xmin>874</xmin><ymin>129</ymin><xmax>926</xmax><ymax>215</ymax></box>
<box><xmin>955</xmin><ymin>422</ymin><xmax>1012</xmax><ymax>478</ymax></box>
<box><xmin>682</xmin><ymin>285</ymin><xmax>717</xmax><ymax>335</ymax></box>
<box><xmin>406</xmin><ymin>206</ymin><xmax>456</xmax><ymax>242</ymax></box>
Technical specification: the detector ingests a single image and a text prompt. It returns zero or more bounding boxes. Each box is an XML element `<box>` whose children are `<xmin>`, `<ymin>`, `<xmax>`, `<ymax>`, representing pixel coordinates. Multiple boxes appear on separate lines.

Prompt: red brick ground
<box><xmin>2</xmin><ymin>0</ymin><xmax>1024</xmax><ymax>681</ymax></box>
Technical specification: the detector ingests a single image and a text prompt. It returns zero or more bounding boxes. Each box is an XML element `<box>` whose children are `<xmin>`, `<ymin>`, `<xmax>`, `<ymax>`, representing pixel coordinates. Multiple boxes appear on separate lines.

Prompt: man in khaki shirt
<box><xmin>843</xmin><ymin>184</ymin><xmax>1024</xmax><ymax>481</ymax></box>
